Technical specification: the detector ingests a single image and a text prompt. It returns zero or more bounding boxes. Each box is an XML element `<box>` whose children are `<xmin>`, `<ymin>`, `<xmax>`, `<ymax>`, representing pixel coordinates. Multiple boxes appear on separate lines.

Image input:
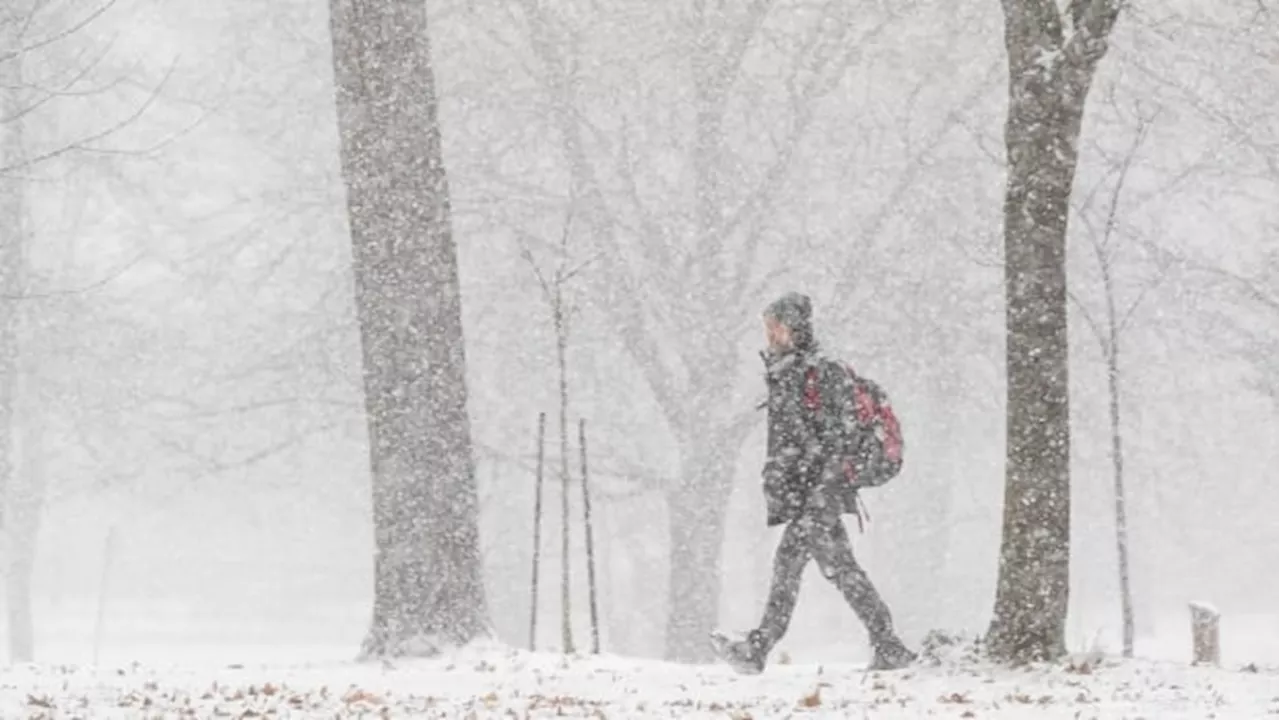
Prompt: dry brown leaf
<box><xmin>343</xmin><ymin>688</ymin><xmax>383</xmax><ymax>705</ymax></box>
<box><xmin>799</xmin><ymin>686</ymin><xmax>821</xmax><ymax>708</ymax></box>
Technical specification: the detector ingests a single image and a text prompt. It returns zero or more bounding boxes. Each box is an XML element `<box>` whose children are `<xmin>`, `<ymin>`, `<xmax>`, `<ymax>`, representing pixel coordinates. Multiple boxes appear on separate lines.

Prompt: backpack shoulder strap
<box><xmin>802</xmin><ymin>364</ymin><xmax>822</xmax><ymax>412</ymax></box>
<box><xmin>802</xmin><ymin>357</ymin><xmax>846</xmax><ymax>410</ymax></box>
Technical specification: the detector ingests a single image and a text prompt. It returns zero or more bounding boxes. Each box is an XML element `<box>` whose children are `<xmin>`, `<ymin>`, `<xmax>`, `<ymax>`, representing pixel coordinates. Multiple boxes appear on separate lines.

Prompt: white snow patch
<box><xmin>3</xmin><ymin>644</ymin><xmax>1275</xmax><ymax>718</ymax></box>
<box><xmin>1189</xmin><ymin>601</ymin><xmax>1221</xmax><ymax>616</ymax></box>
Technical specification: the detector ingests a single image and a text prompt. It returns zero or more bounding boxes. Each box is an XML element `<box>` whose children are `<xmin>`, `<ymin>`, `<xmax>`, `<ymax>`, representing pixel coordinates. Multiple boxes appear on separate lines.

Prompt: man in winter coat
<box><xmin>712</xmin><ymin>291</ymin><xmax>917</xmax><ymax>674</ymax></box>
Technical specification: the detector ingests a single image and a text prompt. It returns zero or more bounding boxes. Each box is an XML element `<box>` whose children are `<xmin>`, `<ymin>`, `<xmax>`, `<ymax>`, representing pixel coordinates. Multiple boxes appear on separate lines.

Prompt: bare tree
<box><xmin>328</xmin><ymin>0</ymin><xmax>490</xmax><ymax>657</ymax></box>
<box><xmin>989</xmin><ymin>0</ymin><xmax>1122</xmax><ymax>663</ymax></box>
<box><xmin>516</xmin><ymin>213</ymin><xmax>597</xmax><ymax>653</ymax></box>
<box><xmin>1</xmin><ymin>0</ymin><xmax>174</xmax><ymax>662</ymax></box>
<box><xmin>1068</xmin><ymin>108</ymin><xmax>1169</xmax><ymax>659</ymax></box>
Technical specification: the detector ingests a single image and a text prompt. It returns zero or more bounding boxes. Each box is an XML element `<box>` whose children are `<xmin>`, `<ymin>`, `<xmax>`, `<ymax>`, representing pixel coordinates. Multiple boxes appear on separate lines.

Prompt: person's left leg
<box><xmin>808</xmin><ymin>511</ymin><xmax>916</xmax><ymax>669</ymax></box>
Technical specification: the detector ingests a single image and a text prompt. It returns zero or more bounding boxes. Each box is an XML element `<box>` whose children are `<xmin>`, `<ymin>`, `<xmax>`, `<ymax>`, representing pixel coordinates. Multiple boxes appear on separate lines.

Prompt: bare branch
<box><xmin>715</xmin><ymin>9</ymin><xmax>904</xmax><ymax>308</ymax></box>
<box><xmin>0</xmin><ymin>34</ymin><xmax>117</xmax><ymax>124</ymax></box>
<box><xmin>515</xmin><ymin>0</ymin><xmax>690</xmax><ymax>430</ymax></box>
<box><xmin>0</xmin><ymin>253</ymin><xmax>144</xmax><ymax>300</ymax></box>
<box><xmin>1099</xmin><ymin>109</ymin><xmax>1155</xmax><ymax>253</ymax></box>
<box><xmin>611</xmin><ymin>113</ymin><xmax>673</xmax><ymax>272</ymax></box>
<box><xmin>0</xmin><ymin>57</ymin><xmax>179</xmax><ymax>173</ymax></box>
<box><xmin>822</xmin><ymin>58</ymin><xmax>1003</xmax><ymax>323</ymax></box>
<box><xmin>560</xmin><ymin>252</ymin><xmax>601</xmax><ymax>284</ymax></box>
<box><xmin>703</xmin><ymin>0</ymin><xmax>774</xmax><ymax>100</ymax></box>
<box><xmin>1068</xmin><ymin>288</ymin><xmax>1108</xmax><ymax>354</ymax></box>
<box><xmin>1116</xmin><ymin>263</ymin><xmax>1169</xmax><ymax>333</ymax></box>
<box><xmin>0</xmin><ymin>1</ymin><xmax>118</xmax><ymax>64</ymax></box>
<box><xmin>154</xmin><ymin>418</ymin><xmax>346</xmax><ymax>481</ymax></box>
<box><xmin>514</xmin><ymin>230</ymin><xmax>554</xmax><ymax>304</ymax></box>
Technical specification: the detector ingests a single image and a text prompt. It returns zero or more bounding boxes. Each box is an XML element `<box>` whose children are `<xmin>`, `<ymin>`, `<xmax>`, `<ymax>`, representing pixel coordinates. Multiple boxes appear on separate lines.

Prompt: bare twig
<box><xmin>0</xmin><ymin>1</ymin><xmax>118</xmax><ymax>63</ymax></box>
<box><xmin>0</xmin><ymin>57</ymin><xmax>180</xmax><ymax>173</ymax></box>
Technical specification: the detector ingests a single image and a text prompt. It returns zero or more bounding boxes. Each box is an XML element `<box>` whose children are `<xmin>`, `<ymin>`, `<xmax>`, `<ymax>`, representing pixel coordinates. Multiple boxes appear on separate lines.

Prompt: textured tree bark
<box><xmin>328</xmin><ymin>0</ymin><xmax>489</xmax><ymax>657</ymax></box>
<box><xmin>663</xmin><ymin>429</ymin><xmax>741</xmax><ymax>662</ymax></box>
<box><xmin>988</xmin><ymin>0</ymin><xmax>1120</xmax><ymax>663</ymax></box>
<box><xmin>664</xmin><ymin>483</ymin><xmax>729</xmax><ymax>661</ymax></box>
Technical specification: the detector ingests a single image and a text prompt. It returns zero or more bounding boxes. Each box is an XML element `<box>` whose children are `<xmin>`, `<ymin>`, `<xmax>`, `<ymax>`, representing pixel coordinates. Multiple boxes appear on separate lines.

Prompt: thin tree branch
<box><xmin>0</xmin><ymin>0</ymin><xmax>118</xmax><ymax>63</ymax></box>
<box><xmin>0</xmin><ymin>57</ymin><xmax>179</xmax><ymax>173</ymax></box>
<box><xmin>1068</xmin><ymin>288</ymin><xmax>1109</xmax><ymax>355</ymax></box>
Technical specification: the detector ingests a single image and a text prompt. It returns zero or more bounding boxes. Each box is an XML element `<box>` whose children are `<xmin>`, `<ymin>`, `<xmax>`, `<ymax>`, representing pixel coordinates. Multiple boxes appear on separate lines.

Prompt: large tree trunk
<box><xmin>664</xmin><ymin>435</ymin><xmax>737</xmax><ymax>662</ymax></box>
<box><xmin>328</xmin><ymin>0</ymin><xmax>489</xmax><ymax>658</ymax></box>
<box><xmin>988</xmin><ymin>0</ymin><xmax>1120</xmax><ymax>663</ymax></box>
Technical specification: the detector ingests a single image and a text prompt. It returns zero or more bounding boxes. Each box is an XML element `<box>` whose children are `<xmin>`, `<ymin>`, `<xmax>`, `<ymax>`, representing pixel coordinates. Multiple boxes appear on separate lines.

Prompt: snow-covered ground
<box><xmin>3</xmin><ymin>640</ymin><xmax>1275</xmax><ymax>719</ymax></box>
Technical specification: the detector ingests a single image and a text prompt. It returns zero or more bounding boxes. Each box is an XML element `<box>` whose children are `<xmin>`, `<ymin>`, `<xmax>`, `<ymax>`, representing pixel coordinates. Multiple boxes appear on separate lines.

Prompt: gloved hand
<box><xmin>762</xmin><ymin>459</ymin><xmax>790</xmax><ymax>526</ymax></box>
<box><xmin>762</xmin><ymin>457</ymin><xmax>786</xmax><ymax>499</ymax></box>
<box><xmin>762</xmin><ymin>457</ymin><xmax>810</xmax><ymax>527</ymax></box>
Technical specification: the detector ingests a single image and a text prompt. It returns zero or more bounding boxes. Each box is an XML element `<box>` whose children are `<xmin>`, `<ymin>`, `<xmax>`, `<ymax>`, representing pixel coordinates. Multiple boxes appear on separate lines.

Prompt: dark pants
<box><xmin>754</xmin><ymin>510</ymin><xmax>898</xmax><ymax>653</ymax></box>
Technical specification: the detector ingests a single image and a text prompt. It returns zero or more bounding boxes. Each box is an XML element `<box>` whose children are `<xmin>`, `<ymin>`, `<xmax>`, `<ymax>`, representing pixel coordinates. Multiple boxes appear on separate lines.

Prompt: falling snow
<box><xmin>0</xmin><ymin>0</ymin><xmax>1273</xmax><ymax>716</ymax></box>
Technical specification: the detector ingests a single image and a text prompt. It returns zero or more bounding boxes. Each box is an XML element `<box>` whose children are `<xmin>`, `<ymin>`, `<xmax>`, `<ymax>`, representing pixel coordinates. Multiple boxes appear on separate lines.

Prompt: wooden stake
<box><xmin>92</xmin><ymin>525</ymin><xmax>118</xmax><ymax>666</ymax></box>
<box><xmin>529</xmin><ymin>412</ymin><xmax>547</xmax><ymax>651</ymax></box>
<box><xmin>579</xmin><ymin>418</ymin><xmax>601</xmax><ymax>654</ymax></box>
<box><xmin>1189</xmin><ymin>601</ymin><xmax>1220</xmax><ymax>666</ymax></box>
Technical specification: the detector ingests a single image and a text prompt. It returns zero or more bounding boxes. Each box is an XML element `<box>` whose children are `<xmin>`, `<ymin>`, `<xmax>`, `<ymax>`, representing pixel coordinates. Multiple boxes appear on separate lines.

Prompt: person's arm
<box><xmin>763</xmin><ymin>363</ymin><xmax>825</xmax><ymax>510</ymax></box>
<box><xmin>759</xmin><ymin>368</ymin><xmax>800</xmax><ymax>524</ymax></box>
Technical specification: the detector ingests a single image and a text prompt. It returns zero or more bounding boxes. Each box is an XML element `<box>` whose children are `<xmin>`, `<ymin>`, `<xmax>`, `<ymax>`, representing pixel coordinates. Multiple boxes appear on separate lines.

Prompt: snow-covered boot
<box><xmin>709</xmin><ymin>629</ymin><xmax>767</xmax><ymax>675</ymax></box>
<box><xmin>869</xmin><ymin>639</ymin><xmax>918</xmax><ymax>671</ymax></box>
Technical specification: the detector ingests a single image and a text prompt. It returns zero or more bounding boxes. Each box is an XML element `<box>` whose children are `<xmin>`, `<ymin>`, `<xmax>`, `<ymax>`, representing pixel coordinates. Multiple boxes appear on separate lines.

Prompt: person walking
<box><xmin>711</xmin><ymin>292</ymin><xmax>917</xmax><ymax>674</ymax></box>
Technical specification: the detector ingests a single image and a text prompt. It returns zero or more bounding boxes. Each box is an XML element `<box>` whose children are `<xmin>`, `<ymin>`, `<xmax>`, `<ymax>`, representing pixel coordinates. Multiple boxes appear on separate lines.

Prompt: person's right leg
<box><xmin>714</xmin><ymin>518</ymin><xmax>810</xmax><ymax>673</ymax></box>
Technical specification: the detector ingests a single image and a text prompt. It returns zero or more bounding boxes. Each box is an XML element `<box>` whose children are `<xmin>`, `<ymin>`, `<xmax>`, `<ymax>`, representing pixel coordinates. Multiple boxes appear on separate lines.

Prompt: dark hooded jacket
<box><xmin>760</xmin><ymin>292</ymin><xmax>866</xmax><ymax>526</ymax></box>
<box><xmin>760</xmin><ymin>346</ymin><xmax>861</xmax><ymax>526</ymax></box>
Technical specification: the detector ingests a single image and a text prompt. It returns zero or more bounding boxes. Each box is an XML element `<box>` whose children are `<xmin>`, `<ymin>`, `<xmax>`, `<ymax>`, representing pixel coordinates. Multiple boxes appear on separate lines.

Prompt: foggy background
<box><xmin>5</xmin><ymin>0</ymin><xmax>1276</xmax><ymax>665</ymax></box>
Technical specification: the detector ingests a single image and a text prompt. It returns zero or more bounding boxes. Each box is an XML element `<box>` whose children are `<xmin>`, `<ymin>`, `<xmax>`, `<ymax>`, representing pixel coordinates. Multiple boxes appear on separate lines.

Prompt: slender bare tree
<box><xmin>328</xmin><ymin>0</ymin><xmax>490</xmax><ymax>656</ymax></box>
<box><xmin>989</xmin><ymin>0</ymin><xmax>1122</xmax><ymax>663</ymax></box>
<box><xmin>1068</xmin><ymin>109</ymin><xmax>1170</xmax><ymax>659</ymax></box>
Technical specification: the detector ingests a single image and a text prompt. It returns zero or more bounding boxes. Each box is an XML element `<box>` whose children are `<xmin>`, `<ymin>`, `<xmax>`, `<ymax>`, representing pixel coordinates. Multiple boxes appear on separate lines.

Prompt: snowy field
<box><xmin>3</xmin><ymin>640</ymin><xmax>1276</xmax><ymax>719</ymax></box>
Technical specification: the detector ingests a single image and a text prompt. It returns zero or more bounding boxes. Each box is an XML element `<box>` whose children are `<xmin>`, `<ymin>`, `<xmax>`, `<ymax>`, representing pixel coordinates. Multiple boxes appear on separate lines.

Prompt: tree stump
<box><xmin>1188</xmin><ymin>601</ymin><xmax>1220</xmax><ymax>666</ymax></box>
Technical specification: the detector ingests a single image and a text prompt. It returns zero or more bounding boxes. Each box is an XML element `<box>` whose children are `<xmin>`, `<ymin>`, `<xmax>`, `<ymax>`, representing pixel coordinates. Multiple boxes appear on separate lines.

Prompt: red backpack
<box><xmin>803</xmin><ymin>362</ymin><xmax>904</xmax><ymax>489</ymax></box>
